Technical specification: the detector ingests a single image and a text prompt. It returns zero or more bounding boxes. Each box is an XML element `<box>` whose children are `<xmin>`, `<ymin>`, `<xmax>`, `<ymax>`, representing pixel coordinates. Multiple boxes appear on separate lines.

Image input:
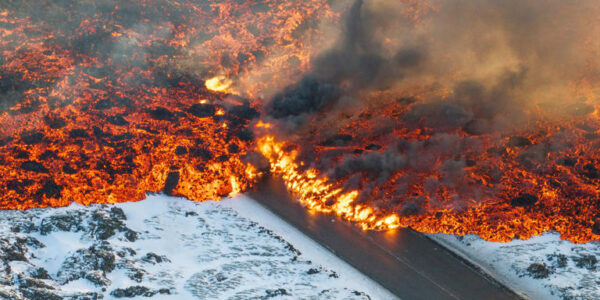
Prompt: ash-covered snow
<box><xmin>429</xmin><ymin>233</ymin><xmax>600</xmax><ymax>300</ymax></box>
<box><xmin>0</xmin><ymin>195</ymin><xmax>396</xmax><ymax>299</ymax></box>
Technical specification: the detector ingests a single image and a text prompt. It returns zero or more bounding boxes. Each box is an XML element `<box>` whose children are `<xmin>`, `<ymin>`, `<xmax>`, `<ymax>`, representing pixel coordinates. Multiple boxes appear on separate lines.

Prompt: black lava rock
<box><xmin>38</xmin><ymin>150</ymin><xmax>58</xmax><ymax>161</ymax></box>
<box><xmin>235</xmin><ymin>128</ymin><xmax>254</xmax><ymax>142</ymax></box>
<box><xmin>124</xmin><ymin>230</ymin><xmax>138</xmax><ymax>242</ymax></box>
<box><xmin>38</xmin><ymin>180</ymin><xmax>63</xmax><ymax>199</ymax></box>
<box><xmin>320</xmin><ymin>134</ymin><xmax>353</xmax><ymax>147</ymax></box>
<box><xmin>190</xmin><ymin>148</ymin><xmax>212</xmax><ymax>160</ymax></box>
<box><xmin>592</xmin><ymin>221</ymin><xmax>600</xmax><ymax>235</ymax></box>
<box><xmin>107</xmin><ymin>115</ymin><xmax>129</xmax><ymax>126</ymax></box>
<box><xmin>109</xmin><ymin>207</ymin><xmax>126</xmax><ymax>220</ymax></box>
<box><xmin>141</xmin><ymin>252</ymin><xmax>169</xmax><ymax>264</ymax></box>
<box><xmin>365</xmin><ymin>144</ymin><xmax>382</xmax><ymax>151</ymax></box>
<box><xmin>40</xmin><ymin>213</ymin><xmax>82</xmax><ymax>235</ymax></box>
<box><xmin>30</xmin><ymin>267</ymin><xmax>50</xmax><ymax>280</ymax></box>
<box><xmin>21</xmin><ymin>131</ymin><xmax>44</xmax><ymax>145</ymax></box>
<box><xmin>62</xmin><ymin>165</ymin><xmax>78</xmax><ymax>174</ymax></box>
<box><xmin>94</xmin><ymin>99</ymin><xmax>113</xmax><ymax>110</ymax></box>
<box><xmin>227</xmin><ymin>143</ymin><xmax>240</xmax><ymax>154</ymax></box>
<box><xmin>508</xmin><ymin>136</ymin><xmax>532</xmax><ymax>147</ymax></box>
<box><xmin>547</xmin><ymin>253</ymin><xmax>568</xmax><ymax>268</ymax></box>
<box><xmin>149</xmin><ymin>107</ymin><xmax>176</xmax><ymax>121</ymax></box>
<box><xmin>307</xmin><ymin>268</ymin><xmax>320</xmax><ymax>275</ymax></box>
<box><xmin>21</xmin><ymin>161</ymin><xmax>49</xmax><ymax>173</ymax></box>
<box><xmin>265</xmin><ymin>288</ymin><xmax>289</xmax><ymax>298</ymax></box>
<box><xmin>9</xmin><ymin>219</ymin><xmax>36</xmax><ymax>234</ymax></box>
<box><xmin>188</xmin><ymin>103</ymin><xmax>216</xmax><ymax>118</ymax></box>
<box><xmin>574</xmin><ymin>255</ymin><xmax>597</xmax><ymax>270</ymax></box>
<box><xmin>557</xmin><ymin>157</ymin><xmax>577</xmax><ymax>167</ymax></box>
<box><xmin>582</xmin><ymin>163</ymin><xmax>599</xmax><ymax>179</ymax></box>
<box><xmin>6</xmin><ymin>179</ymin><xmax>34</xmax><ymax>194</ymax></box>
<box><xmin>511</xmin><ymin>193</ymin><xmax>538</xmax><ymax>207</ymax></box>
<box><xmin>44</xmin><ymin>115</ymin><xmax>67</xmax><ymax>129</ymax></box>
<box><xmin>163</xmin><ymin>172</ymin><xmax>180</xmax><ymax>196</ymax></box>
<box><xmin>19</xmin><ymin>287</ymin><xmax>62</xmax><ymax>300</ymax></box>
<box><xmin>0</xmin><ymin>238</ymin><xmax>28</xmax><ymax>262</ymax></box>
<box><xmin>175</xmin><ymin>146</ymin><xmax>187</xmax><ymax>155</ymax></box>
<box><xmin>110</xmin><ymin>286</ymin><xmax>154</xmax><ymax>298</ymax></box>
<box><xmin>90</xmin><ymin>210</ymin><xmax>126</xmax><ymax>240</ymax></box>
<box><xmin>526</xmin><ymin>263</ymin><xmax>550</xmax><ymax>279</ymax></box>
<box><xmin>57</xmin><ymin>243</ymin><xmax>116</xmax><ymax>285</ymax></box>
<box><xmin>69</xmin><ymin>129</ymin><xmax>89</xmax><ymax>139</ymax></box>
<box><xmin>229</xmin><ymin>103</ymin><xmax>259</xmax><ymax>120</ymax></box>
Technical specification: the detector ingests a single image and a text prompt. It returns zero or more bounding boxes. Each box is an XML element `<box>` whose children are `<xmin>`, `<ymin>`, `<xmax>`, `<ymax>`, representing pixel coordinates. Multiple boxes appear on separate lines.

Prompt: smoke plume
<box><xmin>266</xmin><ymin>0</ymin><xmax>600</xmax><ymax>212</ymax></box>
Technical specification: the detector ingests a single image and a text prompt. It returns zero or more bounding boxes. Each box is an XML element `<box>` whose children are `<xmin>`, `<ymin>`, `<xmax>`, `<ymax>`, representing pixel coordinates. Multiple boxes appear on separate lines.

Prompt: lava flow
<box><xmin>258</xmin><ymin>135</ymin><xmax>401</xmax><ymax>230</ymax></box>
<box><xmin>0</xmin><ymin>0</ymin><xmax>332</xmax><ymax>208</ymax></box>
<box><xmin>2</xmin><ymin>0</ymin><xmax>600</xmax><ymax>244</ymax></box>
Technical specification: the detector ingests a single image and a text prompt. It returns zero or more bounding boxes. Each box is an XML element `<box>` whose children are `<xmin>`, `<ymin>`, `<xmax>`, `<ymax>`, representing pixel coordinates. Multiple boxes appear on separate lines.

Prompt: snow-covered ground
<box><xmin>0</xmin><ymin>194</ymin><xmax>396</xmax><ymax>299</ymax></box>
<box><xmin>8</xmin><ymin>191</ymin><xmax>599</xmax><ymax>300</ymax></box>
<box><xmin>429</xmin><ymin>233</ymin><xmax>600</xmax><ymax>299</ymax></box>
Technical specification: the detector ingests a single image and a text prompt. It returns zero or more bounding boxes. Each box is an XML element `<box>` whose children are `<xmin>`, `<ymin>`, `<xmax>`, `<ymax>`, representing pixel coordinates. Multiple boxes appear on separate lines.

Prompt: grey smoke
<box><xmin>311</xmin><ymin>0</ymin><xmax>424</xmax><ymax>90</ymax></box>
<box><xmin>266</xmin><ymin>0</ymin><xmax>425</xmax><ymax>123</ymax></box>
<box><xmin>269</xmin><ymin>0</ymin><xmax>598</xmax><ymax>129</ymax></box>
<box><xmin>332</xmin><ymin>147</ymin><xmax>408</xmax><ymax>182</ymax></box>
<box><xmin>267</xmin><ymin>77</ymin><xmax>341</xmax><ymax>119</ymax></box>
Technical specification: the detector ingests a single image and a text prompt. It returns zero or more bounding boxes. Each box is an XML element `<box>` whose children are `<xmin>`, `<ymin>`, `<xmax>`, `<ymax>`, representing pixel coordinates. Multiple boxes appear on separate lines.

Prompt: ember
<box><xmin>1</xmin><ymin>0</ymin><xmax>600</xmax><ymax>243</ymax></box>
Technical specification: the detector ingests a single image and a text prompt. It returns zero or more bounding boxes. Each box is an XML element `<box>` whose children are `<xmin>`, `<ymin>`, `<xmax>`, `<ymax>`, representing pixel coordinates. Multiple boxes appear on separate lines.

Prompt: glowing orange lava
<box><xmin>258</xmin><ymin>135</ymin><xmax>401</xmax><ymax>230</ymax></box>
<box><xmin>1</xmin><ymin>0</ymin><xmax>600</xmax><ymax>244</ymax></box>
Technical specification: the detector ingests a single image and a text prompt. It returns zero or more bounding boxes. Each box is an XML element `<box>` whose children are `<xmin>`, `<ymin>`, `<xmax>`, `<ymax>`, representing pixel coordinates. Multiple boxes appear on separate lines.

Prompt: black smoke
<box><xmin>267</xmin><ymin>77</ymin><xmax>341</xmax><ymax>120</ymax></box>
<box><xmin>310</xmin><ymin>0</ymin><xmax>424</xmax><ymax>90</ymax></box>
<box><xmin>263</xmin><ymin>0</ymin><xmax>599</xmax><ymax>215</ymax></box>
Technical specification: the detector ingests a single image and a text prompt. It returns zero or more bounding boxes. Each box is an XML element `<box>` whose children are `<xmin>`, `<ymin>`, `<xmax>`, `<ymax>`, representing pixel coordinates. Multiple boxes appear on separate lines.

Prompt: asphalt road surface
<box><xmin>248</xmin><ymin>177</ymin><xmax>523</xmax><ymax>300</ymax></box>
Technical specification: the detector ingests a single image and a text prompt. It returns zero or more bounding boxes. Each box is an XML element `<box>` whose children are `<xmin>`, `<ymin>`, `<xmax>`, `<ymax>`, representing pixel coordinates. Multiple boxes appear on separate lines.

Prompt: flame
<box><xmin>229</xmin><ymin>175</ymin><xmax>241</xmax><ymax>196</ymax></box>
<box><xmin>258</xmin><ymin>136</ymin><xmax>401</xmax><ymax>230</ymax></box>
<box><xmin>254</xmin><ymin>121</ymin><xmax>273</xmax><ymax>129</ymax></box>
<box><xmin>205</xmin><ymin>76</ymin><xmax>232</xmax><ymax>93</ymax></box>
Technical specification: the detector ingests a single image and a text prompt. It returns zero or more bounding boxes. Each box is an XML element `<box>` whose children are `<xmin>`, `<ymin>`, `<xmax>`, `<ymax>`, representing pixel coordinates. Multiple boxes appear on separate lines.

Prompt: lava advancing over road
<box><xmin>1</xmin><ymin>0</ymin><xmax>600</xmax><ymax>243</ymax></box>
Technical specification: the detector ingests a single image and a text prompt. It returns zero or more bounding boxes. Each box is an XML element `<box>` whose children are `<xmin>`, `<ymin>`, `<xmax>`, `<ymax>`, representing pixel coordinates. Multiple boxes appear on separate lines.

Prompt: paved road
<box><xmin>248</xmin><ymin>177</ymin><xmax>523</xmax><ymax>300</ymax></box>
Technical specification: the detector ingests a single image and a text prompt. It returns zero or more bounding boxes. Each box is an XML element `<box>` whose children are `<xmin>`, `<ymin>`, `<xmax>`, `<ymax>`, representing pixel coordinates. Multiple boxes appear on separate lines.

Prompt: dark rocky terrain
<box><xmin>0</xmin><ymin>196</ymin><xmax>380</xmax><ymax>299</ymax></box>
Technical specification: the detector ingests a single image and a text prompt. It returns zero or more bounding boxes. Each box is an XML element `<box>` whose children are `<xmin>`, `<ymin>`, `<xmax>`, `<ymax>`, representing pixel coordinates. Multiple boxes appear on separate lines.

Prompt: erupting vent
<box><xmin>1</xmin><ymin>0</ymin><xmax>600</xmax><ymax>243</ymax></box>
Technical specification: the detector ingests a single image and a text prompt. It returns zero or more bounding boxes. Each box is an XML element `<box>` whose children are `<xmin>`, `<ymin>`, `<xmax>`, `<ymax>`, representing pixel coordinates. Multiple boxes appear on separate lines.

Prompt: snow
<box><xmin>6</xmin><ymin>191</ymin><xmax>600</xmax><ymax>299</ymax></box>
<box><xmin>221</xmin><ymin>195</ymin><xmax>397</xmax><ymax>300</ymax></box>
<box><xmin>0</xmin><ymin>194</ymin><xmax>397</xmax><ymax>299</ymax></box>
<box><xmin>429</xmin><ymin>232</ymin><xmax>600</xmax><ymax>299</ymax></box>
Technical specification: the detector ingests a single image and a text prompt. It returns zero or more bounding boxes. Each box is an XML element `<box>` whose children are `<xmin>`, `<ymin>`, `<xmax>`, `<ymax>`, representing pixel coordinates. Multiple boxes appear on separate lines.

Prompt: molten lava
<box><xmin>1</xmin><ymin>0</ymin><xmax>600</xmax><ymax>244</ymax></box>
<box><xmin>205</xmin><ymin>76</ymin><xmax>232</xmax><ymax>93</ymax></box>
<box><xmin>258</xmin><ymin>135</ymin><xmax>401</xmax><ymax>230</ymax></box>
<box><xmin>0</xmin><ymin>0</ymin><xmax>329</xmax><ymax>208</ymax></box>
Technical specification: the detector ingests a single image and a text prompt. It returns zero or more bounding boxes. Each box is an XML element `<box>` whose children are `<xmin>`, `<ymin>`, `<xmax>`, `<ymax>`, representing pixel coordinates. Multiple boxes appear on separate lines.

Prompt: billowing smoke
<box><xmin>265</xmin><ymin>0</ymin><xmax>600</xmax><ymax>213</ymax></box>
<box><xmin>268</xmin><ymin>0</ymin><xmax>599</xmax><ymax>124</ymax></box>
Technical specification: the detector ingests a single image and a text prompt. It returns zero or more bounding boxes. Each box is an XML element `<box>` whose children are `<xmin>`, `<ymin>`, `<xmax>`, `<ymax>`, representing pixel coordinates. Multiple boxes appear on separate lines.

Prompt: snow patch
<box><xmin>429</xmin><ymin>232</ymin><xmax>600</xmax><ymax>299</ymax></box>
<box><xmin>0</xmin><ymin>194</ymin><xmax>396</xmax><ymax>299</ymax></box>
